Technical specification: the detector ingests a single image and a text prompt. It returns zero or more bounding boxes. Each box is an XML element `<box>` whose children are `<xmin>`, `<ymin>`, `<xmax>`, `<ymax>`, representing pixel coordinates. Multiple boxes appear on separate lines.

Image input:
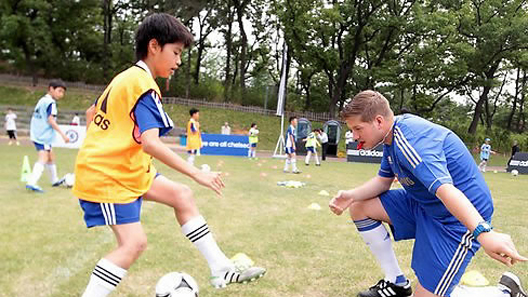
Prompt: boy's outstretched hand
<box><xmin>478</xmin><ymin>231</ymin><xmax>528</xmax><ymax>266</ymax></box>
<box><xmin>193</xmin><ymin>171</ymin><xmax>225</xmax><ymax>197</ymax></box>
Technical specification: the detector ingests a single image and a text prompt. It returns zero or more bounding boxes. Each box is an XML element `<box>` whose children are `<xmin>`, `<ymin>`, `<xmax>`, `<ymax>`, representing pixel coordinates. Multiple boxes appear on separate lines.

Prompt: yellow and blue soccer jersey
<box><xmin>73</xmin><ymin>61</ymin><xmax>173</xmax><ymax>204</ymax></box>
<box><xmin>480</xmin><ymin>144</ymin><xmax>491</xmax><ymax>160</ymax></box>
<box><xmin>248</xmin><ymin>127</ymin><xmax>259</xmax><ymax>144</ymax></box>
<box><xmin>186</xmin><ymin>118</ymin><xmax>202</xmax><ymax>151</ymax></box>
<box><xmin>305</xmin><ymin>132</ymin><xmax>319</xmax><ymax>148</ymax></box>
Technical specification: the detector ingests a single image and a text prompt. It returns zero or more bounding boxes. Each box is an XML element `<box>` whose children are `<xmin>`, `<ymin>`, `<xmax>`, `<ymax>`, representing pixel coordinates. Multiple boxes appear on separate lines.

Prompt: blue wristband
<box><xmin>472</xmin><ymin>221</ymin><xmax>493</xmax><ymax>239</ymax></box>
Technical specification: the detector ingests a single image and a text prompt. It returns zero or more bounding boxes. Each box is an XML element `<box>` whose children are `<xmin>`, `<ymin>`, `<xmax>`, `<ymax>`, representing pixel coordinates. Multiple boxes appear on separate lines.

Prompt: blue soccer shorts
<box><xmin>306</xmin><ymin>147</ymin><xmax>316</xmax><ymax>153</ymax></box>
<box><xmin>33</xmin><ymin>142</ymin><xmax>52</xmax><ymax>151</ymax></box>
<box><xmin>250</xmin><ymin>143</ymin><xmax>257</xmax><ymax>148</ymax></box>
<box><xmin>79</xmin><ymin>198</ymin><xmax>143</xmax><ymax>228</ymax></box>
<box><xmin>285</xmin><ymin>147</ymin><xmax>296</xmax><ymax>154</ymax></box>
<box><xmin>379</xmin><ymin>189</ymin><xmax>481</xmax><ymax>297</ymax></box>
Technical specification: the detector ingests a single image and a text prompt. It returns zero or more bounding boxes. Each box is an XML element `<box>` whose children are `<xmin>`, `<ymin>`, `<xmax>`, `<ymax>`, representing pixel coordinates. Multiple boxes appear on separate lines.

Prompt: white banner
<box><xmin>52</xmin><ymin>125</ymin><xmax>86</xmax><ymax>149</ymax></box>
<box><xmin>276</xmin><ymin>44</ymin><xmax>288</xmax><ymax>116</ymax></box>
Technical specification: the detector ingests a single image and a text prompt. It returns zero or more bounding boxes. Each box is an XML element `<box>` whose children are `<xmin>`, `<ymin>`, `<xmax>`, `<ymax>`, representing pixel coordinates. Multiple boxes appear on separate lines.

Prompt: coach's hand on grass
<box><xmin>329</xmin><ymin>190</ymin><xmax>354</xmax><ymax>215</ymax></box>
<box><xmin>193</xmin><ymin>171</ymin><xmax>225</xmax><ymax>197</ymax></box>
<box><xmin>478</xmin><ymin>231</ymin><xmax>528</xmax><ymax>266</ymax></box>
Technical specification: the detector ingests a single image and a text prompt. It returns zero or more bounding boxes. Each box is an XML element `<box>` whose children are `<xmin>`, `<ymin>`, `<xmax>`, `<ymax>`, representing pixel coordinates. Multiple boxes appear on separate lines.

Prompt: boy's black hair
<box><xmin>289</xmin><ymin>116</ymin><xmax>297</xmax><ymax>123</ymax></box>
<box><xmin>251</xmin><ymin>123</ymin><xmax>257</xmax><ymax>128</ymax></box>
<box><xmin>49</xmin><ymin>79</ymin><xmax>67</xmax><ymax>90</ymax></box>
<box><xmin>189</xmin><ymin>108</ymin><xmax>199</xmax><ymax>116</ymax></box>
<box><xmin>135</xmin><ymin>13</ymin><xmax>194</xmax><ymax>61</ymax></box>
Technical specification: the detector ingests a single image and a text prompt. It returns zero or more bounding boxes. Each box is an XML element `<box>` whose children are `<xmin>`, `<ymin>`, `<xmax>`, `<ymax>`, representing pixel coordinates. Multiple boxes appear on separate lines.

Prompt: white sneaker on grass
<box><xmin>210</xmin><ymin>266</ymin><xmax>266</xmax><ymax>289</ymax></box>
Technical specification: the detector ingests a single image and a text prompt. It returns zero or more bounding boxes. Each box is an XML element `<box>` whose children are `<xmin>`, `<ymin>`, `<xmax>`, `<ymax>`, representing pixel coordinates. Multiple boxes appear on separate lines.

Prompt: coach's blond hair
<box><xmin>340</xmin><ymin>90</ymin><xmax>393</xmax><ymax>122</ymax></box>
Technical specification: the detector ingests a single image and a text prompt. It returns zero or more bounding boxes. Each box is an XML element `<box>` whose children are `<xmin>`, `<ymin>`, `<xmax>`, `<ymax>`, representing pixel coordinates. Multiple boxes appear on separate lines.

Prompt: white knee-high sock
<box><xmin>305</xmin><ymin>152</ymin><xmax>311</xmax><ymax>164</ymax></box>
<box><xmin>187</xmin><ymin>154</ymin><xmax>195</xmax><ymax>165</ymax></box>
<box><xmin>46</xmin><ymin>163</ymin><xmax>59</xmax><ymax>184</ymax></box>
<box><xmin>248</xmin><ymin>149</ymin><xmax>252</xmax><ymax>158</ymax></box>
<box><xmin>291</xmin><ymin>158</ymin><xmax>298</xmax><ymax>171</ymax></box>
<box><xmin>252</xmin><ymin>150</ymin><xmax>256</xmax><ymax>158</ymax></box>
<box><xmin>27</xmin><ymin>162</ymin><xmax>45</xmax><ymax>186</ymax></box>
<box><xmin>314</xmin><ymin>151</ymin><xmax>320</xmax><ymax>164</ymax></box>
<box><xmin>82</xmin><ymin>258</ymin><xmax>127</xmax><ymax>297</ymax></box>
<box><xmin>182</xmin><ymin>216</ymin><xmax>232</xmax><ymax>274</ymax></box>
<box><xmin>354</xmin><ymin>218</ymin><xmax>406</xmax><ymax>285</ymax></box>
<box><xmin>284</xmin><ymin>159</ymin><xmax>290</xmax><ymax>171</ymax></box>
<box><xmin>451</xmin><ymin>285</ymin><xmax>510</xmax><ymax>297</ymax></box>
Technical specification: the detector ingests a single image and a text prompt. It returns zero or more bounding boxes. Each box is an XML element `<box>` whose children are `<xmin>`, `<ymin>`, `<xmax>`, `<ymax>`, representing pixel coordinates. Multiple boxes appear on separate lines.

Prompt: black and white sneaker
<box><xmin>358</xmin><ymin>279</ymin><xmax>412</xmax><ymax>297</ymax></box>
<box><xmin>499</xmin><ymin>272</ymin><xmax>527</xmax><ymax>297</ymax></box>
<box><xmin>52</xmin><ymin>177</ymin><xmax>66</xmax><ymax>187</ymax></box>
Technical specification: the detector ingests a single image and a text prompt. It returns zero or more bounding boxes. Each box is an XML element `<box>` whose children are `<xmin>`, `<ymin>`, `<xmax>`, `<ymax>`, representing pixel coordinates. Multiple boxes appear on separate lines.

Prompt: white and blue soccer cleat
<box><xmin>210</xmin><ymin>266</ymin><xmax>266</xmax><ymax>289</ymax></box>
<box><xmin>26</xmin><ymin>184</ymin><xmax>44</xmax><ymax>193</ymax></box>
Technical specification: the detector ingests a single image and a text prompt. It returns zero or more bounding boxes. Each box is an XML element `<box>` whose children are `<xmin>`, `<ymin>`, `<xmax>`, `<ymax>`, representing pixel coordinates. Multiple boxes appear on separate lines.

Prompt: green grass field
<box><xmin>0</xmin><ymin>144</ymin><xmax>527</xmax><ymax>297</ymax></box>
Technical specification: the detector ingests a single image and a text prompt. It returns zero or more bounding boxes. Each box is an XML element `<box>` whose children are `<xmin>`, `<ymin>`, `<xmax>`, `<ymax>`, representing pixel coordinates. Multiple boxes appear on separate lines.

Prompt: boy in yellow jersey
<box><xmin>303</xmin><ymin>129</ymin><xmax>320</xmax><ymax>166</ymax></box>
<box><xmin>186</xmin><ymin>107</ymin><xmax>202</xmax><ymax>165</ymax></box>
<box><xmin>248</xmin><ymin>123</ymin><xmax>259</xmax><ymax>159</ymax></box>
<box><xmin>73</xmin><ymin>14</ymin><xmax>265</xmax><ymax>297</ymax></box>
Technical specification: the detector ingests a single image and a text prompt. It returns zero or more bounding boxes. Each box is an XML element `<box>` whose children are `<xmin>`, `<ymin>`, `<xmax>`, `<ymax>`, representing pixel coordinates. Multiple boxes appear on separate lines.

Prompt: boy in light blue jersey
<box><xmin>284</xmin><ymin>116</ymin><xmax>300</xmax><ymax>173</ymax></box>
<box><xmin>26</xmin><ymin>80</ymin><xmax>70</xmax><ymax>192</ymax></box>
<box><xmin>330</xmin><ymin>91</ymin><xmax>526</xmax><ymax>297</ymax></box>
<box><xmin>478</xmin><ymin>138</ymin><xmax>496</xmax><ymax>173</ymax></box>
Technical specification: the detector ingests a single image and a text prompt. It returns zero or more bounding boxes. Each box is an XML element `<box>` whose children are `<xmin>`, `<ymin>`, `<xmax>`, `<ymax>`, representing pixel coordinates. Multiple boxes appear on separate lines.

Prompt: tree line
<box><xmin>1</xmin><ymin>0</ymin><xmax>528</xmax><ymax>140</ymax></box>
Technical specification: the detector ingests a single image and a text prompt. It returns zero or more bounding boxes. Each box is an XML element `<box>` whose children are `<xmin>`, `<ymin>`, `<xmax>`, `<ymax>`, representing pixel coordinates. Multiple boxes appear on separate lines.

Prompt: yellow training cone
<box><xmin>460</xmin><ymin>270</ymin><xmax>489</xmax><ymax>286</ymax></box>
<box><xmin>20</xmin><ymin>155</ymin><xmax>32</xmax><ymax>183</ymax></box>
<box><xmin>318</xmin><ymin>190</ymin><xmax>330</xmax><ymax>196</ymax></box>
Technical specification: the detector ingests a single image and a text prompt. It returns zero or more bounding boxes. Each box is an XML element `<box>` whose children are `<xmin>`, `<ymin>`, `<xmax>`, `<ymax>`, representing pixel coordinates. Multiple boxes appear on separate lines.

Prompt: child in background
<box><xmin>478</xmin><ymin>138</ymin><xmax>496</xmax><ymax>173</ymax></box>
<box><xmin>248</xmin><ymin>123</ymin><xmax>259</xmax><ymax>159</ymax></box>
<box><xmin>304</xmin><ymin>129</ymin><xmax>321</xmax><ymax>166</ymax></box>
<box><xmin>186</xmin><ymin>108</ymin><xmax>202</xmax><ymax>165</ymax></box>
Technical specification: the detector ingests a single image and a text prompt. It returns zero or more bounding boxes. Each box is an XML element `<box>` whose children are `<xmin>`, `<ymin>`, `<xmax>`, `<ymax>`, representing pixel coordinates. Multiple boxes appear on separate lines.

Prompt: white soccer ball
<box><xmin>64</xmin><ymin>173</ymin><xmax>75</xmax><ymax>188</ymax></box>
<box><xmin>155</xmin><ymin>272</ymin><xmax>199</xmax><ymax>297</ymax></box>
<box><xmin>511</xmin><ymin>169</ymin><xmax>519</xmax><ymax>176</ymax></box>
<box><xmin>200</xmin><ymin>164</ymin><xmax>211</xmax><ymax>173</ymax></box>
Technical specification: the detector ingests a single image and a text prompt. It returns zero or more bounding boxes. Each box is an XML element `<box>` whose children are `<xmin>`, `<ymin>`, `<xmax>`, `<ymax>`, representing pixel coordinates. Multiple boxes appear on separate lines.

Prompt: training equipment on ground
<box><xmin>63</xmin><ymin>173</ymin><xmax>75</xmax><ymax>188</ymax></box>
<box><xmin>230</xmin><ymin>253</ymin><xmax>255</xmax><ymax>271</ymax></box>
<box><xmin>277</xmin><ymin>181</ymin><xmax>306</xmax><ymax>188</ymax></box>
<box><xmin>460</xmin><ymin>270</ymin><xmax>489</xmax><ymax>286</ymax></box>
<box><xmin>20</xmin><ymin>155</ymin><xmax>31</xmax><ymax>182</ymax></box>
<box><xmin>155</xmin><ymin>272</ymin><xmax>199</xmax><ymax>297</ymax></box>
<box><xmin>200</xmin><ymin>164</ymin><xmax>211</xmax><ymax>172</ymax></box>
<box><xmin>318</xmin><ymin>190</ymin><xmax>330</xmax><ymax>196</ymax></box>
<box><xmin>511</xmin><ymin>169</ymin><xmax>519</xmax><ymax>176</ymax></box>
<box><xmin>308</xmin><ymin>203</ymin><xmax>322</xmax><ymax>210</ymax></box>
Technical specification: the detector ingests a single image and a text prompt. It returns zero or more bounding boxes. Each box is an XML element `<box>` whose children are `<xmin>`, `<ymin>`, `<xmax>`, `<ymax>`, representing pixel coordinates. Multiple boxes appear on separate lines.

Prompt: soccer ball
<box><xmin>155</xmin><ymin>272</ymin><xmax>199</xmax><ymax>297</ymax></box>
<box><xmin>200</xmin><ymin>164</ymin><xmax>211</xmax><ymax>173</ymax></box>
<box><xmin>63</xmin><ymin>173</ymin><xmax>75</xmax><ymax>188</ymax></box>
<box><xmin>511</xmin><ymin>169</ymin><xmax>519</xmax><ymax>176</ymax></box>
